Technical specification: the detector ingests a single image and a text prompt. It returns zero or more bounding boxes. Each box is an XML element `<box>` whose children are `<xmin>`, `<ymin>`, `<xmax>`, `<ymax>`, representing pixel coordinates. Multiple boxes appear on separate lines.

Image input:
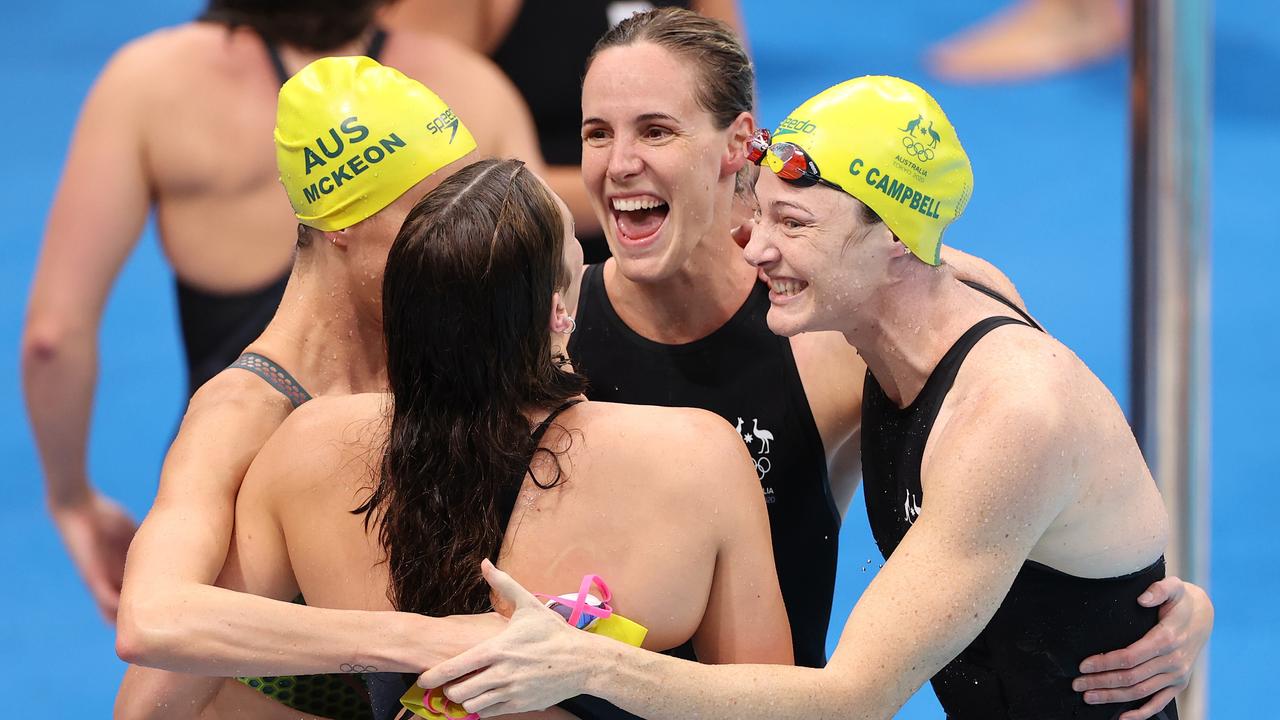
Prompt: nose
<box><xmin>741</xmin><ymin>218</ymin><xmax>780</xmax><ymax>268</ymax></box>
<box><xmin>607</xmin><ymin>138</ymin><xmax>644</xmax><ymax>183</ymax></box>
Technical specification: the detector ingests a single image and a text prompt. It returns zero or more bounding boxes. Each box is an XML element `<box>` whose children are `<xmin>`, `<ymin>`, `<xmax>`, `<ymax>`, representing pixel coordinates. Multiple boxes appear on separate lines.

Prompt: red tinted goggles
<box><xmin>746</xmin><ymin>128</ymin><xmax>848</xmax><ymax>195</ymax></box>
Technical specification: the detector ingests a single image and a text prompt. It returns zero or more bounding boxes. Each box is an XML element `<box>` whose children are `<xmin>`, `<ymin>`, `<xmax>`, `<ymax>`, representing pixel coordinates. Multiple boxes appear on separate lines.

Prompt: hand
<box><xmin>417</xmin><ymin>560</ymin><xmax>595</xmax><ymax>717</ymax></box>
<box><xmin>1073</xmin><ymin>576</ymin><xmax>1213</xmax><ymax>720</ymax></box>
<box><xmin>49</xmin><ymin>490</ymin><xmax>137</xmax><ymax>624</ymax></box>
<box><xmin>438</xmin><ymin>610</ymin><xmax>509</xmax><ymax>654</ymax></box>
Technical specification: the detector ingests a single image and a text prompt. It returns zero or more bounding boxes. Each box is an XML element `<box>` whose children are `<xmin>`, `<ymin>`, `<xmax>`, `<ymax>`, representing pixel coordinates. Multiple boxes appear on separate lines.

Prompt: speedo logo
<box><xmin>299</xmin><ymin>115</ymin><xmax>408</xmax><ymax>204</ymax></box>
<box><xmin>773</xmin><ymin>117</ymin><xmax>816</xmax><ymax>137</ymax></box>
<box><xmin>427</xmin><ymin>108</ymin><xmax>461</xmax><ymax>143</ymax></box>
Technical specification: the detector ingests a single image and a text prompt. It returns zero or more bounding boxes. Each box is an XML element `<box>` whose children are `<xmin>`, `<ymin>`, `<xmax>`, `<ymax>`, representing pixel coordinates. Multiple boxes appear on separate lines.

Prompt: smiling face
<box><xmin>581</xmin><ymin>42</ymin><xmax>746</xmax><ymax>284</ymax></box>
<box><xmin>746</xmin><ymin>170</ymin><xmax>901</xmax><ymax>337</ymax></box>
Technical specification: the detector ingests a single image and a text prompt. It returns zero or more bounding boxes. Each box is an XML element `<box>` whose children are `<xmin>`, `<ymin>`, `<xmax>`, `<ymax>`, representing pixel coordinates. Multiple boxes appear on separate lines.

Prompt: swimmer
<box><xmin>419</xmin><ymin>11</ymin><xmax>1211</xmax><ymax>717</ymax></box>
<box><xmin>382</xmin><ymin>0</ymin><xmax>748</xmax><ymax>263</ymax></box>
<box><xmin>220</xmin><ymin>157</ymin><xmax>790</xmax><ymax>719</ymax></box>
<box><xmin>113</xmin><ymin>57</ymin><xmax>481</xmax><ymax>720</ymax></box>
<box><xmin>22</xmin><ymin>0</ymin><xmax>542</xmax><ymax>627</ymax></box>
<box><xmin>556</xmin><ymin>7</ymin><xmax>1207</xmax><ymax>695</ymax></box>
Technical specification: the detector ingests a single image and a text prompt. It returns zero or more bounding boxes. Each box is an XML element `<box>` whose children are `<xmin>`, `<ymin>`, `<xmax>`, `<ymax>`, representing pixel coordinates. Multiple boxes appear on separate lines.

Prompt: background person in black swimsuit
<box><xmin>383</xmin><ymin>0</ymin><xmax>747</xmax><ymax>264</ymax></box>
<box><xmin>21</xmin><ymin>0</ymin><xmax>542</xmax><ymax>628</ymax></box>
<box><xmin>422</xmin><ymin>75</ymin><xmax>1200</xmax><ymax>720</ymax></box>
<box><xmin>111</xmin><ymin>57</ymin><xmax>491</xmax><ymax>720</ymax></box>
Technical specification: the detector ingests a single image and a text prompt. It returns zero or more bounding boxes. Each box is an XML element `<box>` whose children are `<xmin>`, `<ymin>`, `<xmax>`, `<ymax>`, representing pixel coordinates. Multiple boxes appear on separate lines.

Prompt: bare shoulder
<box><xmin>99</xmin><ymin>23</ymin><xmax>217</xmax><ymax>81</ymax></box>
<box><xmin>945</xmin><ymin>325</ymin><xmax>1093</xmax><ymax>450</ymax></box>
<box><xmin>577</xmin><ymin>402</ymin><xmax>757</xmax><ymax>497</ymax></box>
<box><xmin>942</xmin><ymin>246</ymin><xmax>1028</xmax><ymax>311</ymax></box>
<box><xmin>84</xmin><ymin>23</ymin><xmax>241</xmax><ymax>115</ymax></box>
<box><xmin>173</xmin><ymin>370</ymin><xmax>296</xmax><ymax>455</ymax></box>
<box><xmin>268</xmin><ymin>393</ymin><xmax>388</xmax><ymax>454</ymax></box>
<box><xmin>385</xmin><ymin>28</ymin><xmax>514</xmax><ymax>96</ymax></box>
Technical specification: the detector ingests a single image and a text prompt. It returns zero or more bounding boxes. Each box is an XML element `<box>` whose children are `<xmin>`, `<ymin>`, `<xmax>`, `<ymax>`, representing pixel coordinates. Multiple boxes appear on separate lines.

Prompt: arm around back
<box><xmin>421</xmin><ymin>382</ymin><xmax>1080</xmax><ymax>719</ymax></box>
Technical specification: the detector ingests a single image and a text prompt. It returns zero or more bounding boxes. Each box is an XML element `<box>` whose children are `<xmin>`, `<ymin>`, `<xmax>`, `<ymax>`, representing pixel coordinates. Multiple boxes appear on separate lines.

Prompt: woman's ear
<box><xmin>549</xmin><ymin>291</ymin><xmax>574</xmax><ymax>335</ymax></box>
<box><xmin>722</xmin><ymin>111</ymin><xmax>756</xmax><ymax>177</ymax></box>
<box><xmin>323</xmin><ymin>228</ymin><xmax>350</xmax><ymax>250</ymax></box>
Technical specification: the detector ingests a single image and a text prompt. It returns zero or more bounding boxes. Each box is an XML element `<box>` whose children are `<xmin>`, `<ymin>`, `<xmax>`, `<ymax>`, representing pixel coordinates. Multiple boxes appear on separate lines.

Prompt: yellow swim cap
<box><xmin>275</xmin><ymin>56</ymin><xmax>477</xmax><ymax>231</ymax></box>
<box><xmin>771</xmin><ymin>76</ymin><xmax>972</xmax><ymax>265</ymax></box>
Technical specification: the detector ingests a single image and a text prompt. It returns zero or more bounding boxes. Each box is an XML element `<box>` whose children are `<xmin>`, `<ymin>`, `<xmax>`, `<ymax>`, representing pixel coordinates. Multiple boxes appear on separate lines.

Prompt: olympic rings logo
<box><xmin>755</xmin><ymin>456</ymin><xmax>771</xmax><ymax>479</ymax></box>
<box><xmin>902</xmin><ymin>135</ymin><xmax>935</xmax><ymax>161</ymax></box>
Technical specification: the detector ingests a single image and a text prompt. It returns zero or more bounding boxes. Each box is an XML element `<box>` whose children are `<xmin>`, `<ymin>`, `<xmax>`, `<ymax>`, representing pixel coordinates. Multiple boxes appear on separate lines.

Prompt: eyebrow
<box><xmin>581</xmin><ymin>111</ymin><xmax>681</xmax><ymax>128</ymax></box>
<box><xmin>770</xmin><ymin>199</ymin><xmax>813</xmax><ymax>214</ymax></box>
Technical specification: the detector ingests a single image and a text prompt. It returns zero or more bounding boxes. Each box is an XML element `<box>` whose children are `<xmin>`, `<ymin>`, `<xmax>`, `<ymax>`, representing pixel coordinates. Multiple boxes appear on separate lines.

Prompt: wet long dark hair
<box><xmin>200</xmin><ymin>0</ymin><xmax>389</xmax><ymax>50</ymax></box>
<box><xmin>358</xmin><ymin>159</ymin><xmax>588</xmax><ymax>617</ymax></box>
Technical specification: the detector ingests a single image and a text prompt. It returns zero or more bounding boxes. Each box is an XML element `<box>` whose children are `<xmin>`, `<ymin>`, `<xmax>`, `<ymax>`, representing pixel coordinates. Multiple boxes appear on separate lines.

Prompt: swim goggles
<box><xmin>746</xmin><ymin>128</ymin><xmax>849</xmax><ymax>195</ymax></box>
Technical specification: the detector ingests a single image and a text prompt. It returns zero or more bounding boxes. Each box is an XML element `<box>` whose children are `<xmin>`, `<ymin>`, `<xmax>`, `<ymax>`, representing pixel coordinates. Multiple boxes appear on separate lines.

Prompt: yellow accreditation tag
<box><xmin>401</xmin><ymin>686</ymin><xmax>475</xmax><ymax>720</ymax></box>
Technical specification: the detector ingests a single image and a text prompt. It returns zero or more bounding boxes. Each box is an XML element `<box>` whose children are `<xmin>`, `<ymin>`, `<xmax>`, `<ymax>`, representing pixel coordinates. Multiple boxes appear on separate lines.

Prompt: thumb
<box><xmin>1138</xmin><ymin>576</ymin><xmax>1183</xmax><ymax>607</ymax></box>
<box><xmin>481</xmin><ymin>559</ymin><xmax>542</xmax><ymax>611</ymax></box>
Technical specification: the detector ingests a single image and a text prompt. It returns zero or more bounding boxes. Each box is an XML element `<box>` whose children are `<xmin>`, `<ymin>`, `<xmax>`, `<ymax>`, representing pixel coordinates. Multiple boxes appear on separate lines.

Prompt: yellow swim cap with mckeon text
<box><xmin>275</xmin><ymin>56</ymin><xmax>477</xmax><ymax>232</ymax></box>
<box><xmin>772</xmin><ymin>76</ymin><xmax>972</xmax><ymax>265</ymax></box>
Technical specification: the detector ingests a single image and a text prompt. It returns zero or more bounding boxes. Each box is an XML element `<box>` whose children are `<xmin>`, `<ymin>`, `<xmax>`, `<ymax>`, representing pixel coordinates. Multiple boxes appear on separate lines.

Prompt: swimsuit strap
<box><xmin>228</xmin><ymin>352</ymin><xmax>313</xmax><ymax>408</ymax></box>
<box><xmin>495</xmin><ymin>399</ymin><xmax>584</xmax><ymax>540</ymax></box>
<box><xmin>260</xmin><ymin>36</ymin><xmax>290</xmax><ymax>86</ymax></box>
<box><xmin>961</xmin><ymin>279</ymin><xmax>1043</xmax><ymax>331</ymax></box>
<box><xmin>365</xmin><ymin>27</ymin><xmax>388</xmax><ymax>61</ymax></box>
<box><xmin>261</xmin><ymin>26</ymin><xmax>388</xmax><ymax>86</ymax></box>
<box><xmin>530</xmin><ymin>398</ymin><xmax>583</xmax><ymax>445</ymax></box>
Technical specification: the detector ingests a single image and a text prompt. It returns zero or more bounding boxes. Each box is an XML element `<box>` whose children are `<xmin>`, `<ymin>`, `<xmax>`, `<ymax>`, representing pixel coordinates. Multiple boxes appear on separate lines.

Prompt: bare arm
<box><xmin>424</xmin><ymin>390</ymin><xmax>1074</xmax><ymax>719</ymax></box>
<box><xmin>116</xmin><ymin>395</ymin><xmax>504</xmax><ymax>676</ymax></box>
<box><xmin>791</xmin><ymin>330</ymin><xmax>865</xmax><ymax>517</ymax></box>
<box><xmin>21</xmin><ymin>41</ymin><xmax>153</xmax><ymax>624</ymax></box>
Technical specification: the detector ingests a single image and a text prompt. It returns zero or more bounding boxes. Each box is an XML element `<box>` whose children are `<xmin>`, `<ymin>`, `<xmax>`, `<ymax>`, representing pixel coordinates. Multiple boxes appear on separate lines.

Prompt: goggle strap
<box><xmin>533</xmin><ymin>574</ymin><xmax>615</xmax><ymax>628</ymax></box>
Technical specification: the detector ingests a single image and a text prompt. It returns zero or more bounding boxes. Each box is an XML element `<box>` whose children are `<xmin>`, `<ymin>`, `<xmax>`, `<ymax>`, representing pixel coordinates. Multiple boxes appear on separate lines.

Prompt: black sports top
<box><xmin>860</xmin><ymin>283</ymin><xmax>1177</xmax><ymax>720</ymax></box>
<box><xmin>489</xmin><ymin>1</ymin><xmax>690</xmax><ymax>265</ymax></box>
<box><xmin>175</xmin><ymin>24</ymin><xmax>387</xmax><ymax>397</ymax></box>
<box><xmin>568</xmin><ymin>264</ymin><xmax>839</xmax><ymax>668</ymax></box>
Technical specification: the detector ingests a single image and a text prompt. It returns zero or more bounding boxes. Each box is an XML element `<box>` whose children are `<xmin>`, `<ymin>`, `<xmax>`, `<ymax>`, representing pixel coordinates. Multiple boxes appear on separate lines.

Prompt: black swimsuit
<box><xmin>860</xmin><ymin>282</ymin><xmax>1178</xmax><ymax>720</ymax></box>
<box><xmin>569</xmin><ymin>264</ymin><xmax>839</xmax><ymax>668</ymax></box>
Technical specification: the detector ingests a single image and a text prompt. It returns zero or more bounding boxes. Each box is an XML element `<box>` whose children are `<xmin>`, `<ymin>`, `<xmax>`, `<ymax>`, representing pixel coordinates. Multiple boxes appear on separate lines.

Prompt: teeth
<box><xmin>612</xmin><ymin>196</ymin><xmax>666</xmax><ymax>212</ymax></box>
<box><xmin>770</xmin><ymin>279</ymin><xmax>808</xmax><ymax>297</ymax></box>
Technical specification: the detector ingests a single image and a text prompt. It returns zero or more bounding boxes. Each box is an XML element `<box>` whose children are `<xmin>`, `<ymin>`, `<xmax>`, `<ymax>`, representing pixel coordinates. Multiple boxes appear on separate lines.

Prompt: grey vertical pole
<box><xmin>1130</xmin><ymin>0</ymin><xmax>1212</xmax><ymax>718</ymax></box>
